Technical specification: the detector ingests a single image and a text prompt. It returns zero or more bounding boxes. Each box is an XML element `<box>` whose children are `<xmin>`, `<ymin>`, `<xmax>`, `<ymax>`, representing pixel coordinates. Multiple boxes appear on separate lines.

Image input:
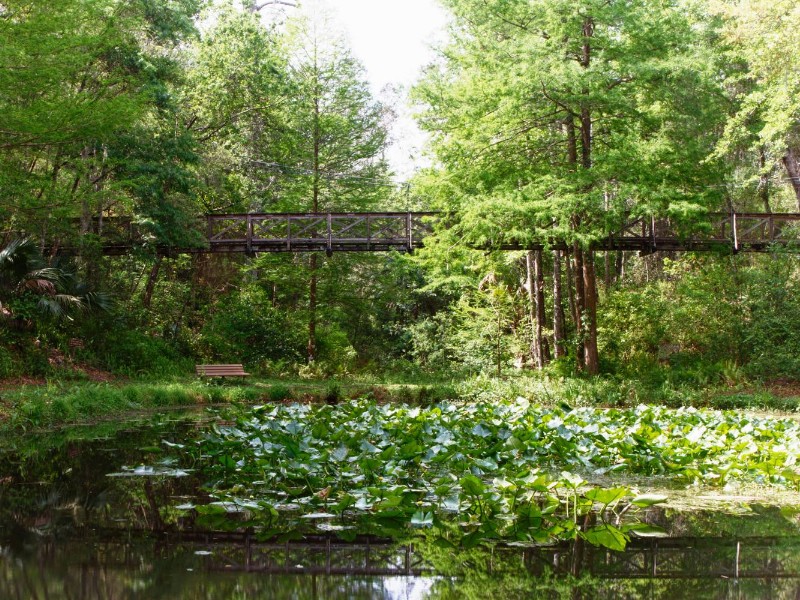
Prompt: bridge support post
<box><xmin>406</xmin><ymin>212</ymin><xmax>413</xmax><ymax>253</ymax></box>
<box><xmin>327</xmin><ymin>214</ymin><xmax>333</xmax><ymax>257</ymax></box>
<box><xmin>246</xmin><ymin>214</ymin><xmax>253</xmax><ymax>255</ymax></box>
<box><xmin>651</xmin><ymin>216</ymin><xmax>657</xmax><ymax>253</ymax></box>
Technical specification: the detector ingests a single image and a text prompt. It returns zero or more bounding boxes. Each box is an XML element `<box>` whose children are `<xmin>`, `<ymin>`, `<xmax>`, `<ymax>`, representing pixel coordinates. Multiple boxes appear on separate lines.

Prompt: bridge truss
<box><xmin>40</xmin><ymin>211</ymin><xmax>800</xmax><ymax>255</ymax></box>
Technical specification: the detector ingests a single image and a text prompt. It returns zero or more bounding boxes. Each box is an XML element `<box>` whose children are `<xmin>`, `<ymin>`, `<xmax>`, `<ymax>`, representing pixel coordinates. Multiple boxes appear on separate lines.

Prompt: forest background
<box><xmin>2</xmin><ymin>0</ymin><xmax>800</xmax><ymax>409</ymax></box>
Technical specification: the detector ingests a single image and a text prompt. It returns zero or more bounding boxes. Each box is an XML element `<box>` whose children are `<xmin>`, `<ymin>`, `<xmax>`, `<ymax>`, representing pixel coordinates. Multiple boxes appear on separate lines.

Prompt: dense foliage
<box><xmin>0</xmin><ymin>0</ymin><xmax>799</xmax><ymax>388</ymax></box>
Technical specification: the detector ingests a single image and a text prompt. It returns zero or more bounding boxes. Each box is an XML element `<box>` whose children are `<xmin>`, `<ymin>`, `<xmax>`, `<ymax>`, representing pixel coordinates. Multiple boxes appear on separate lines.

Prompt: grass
<box><xmin>0</xmin><ymin>370</ymin><xmax>798</xmax><ymax>433</ymax></box>
<box><xmin>0</xmin><ymin>380</ymin><xmax>259</xmax><ymax>431</ymax></box>
<box><xmin>0</xmin><ymin>375</ymin><xmax>462</xmax><ymax>432</ymax></box>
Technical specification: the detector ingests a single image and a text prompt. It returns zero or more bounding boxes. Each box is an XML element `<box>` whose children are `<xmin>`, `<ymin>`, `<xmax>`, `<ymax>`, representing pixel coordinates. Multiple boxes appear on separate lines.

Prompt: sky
<box><xmin>300</xmin><ymin>0</ymin><xmax>450</xmax><ymax>180</ymax></box>
<box><xmin>322</xmin><ymin>0</ymin><xmax>449</xmax><ymax>92</ymax></box>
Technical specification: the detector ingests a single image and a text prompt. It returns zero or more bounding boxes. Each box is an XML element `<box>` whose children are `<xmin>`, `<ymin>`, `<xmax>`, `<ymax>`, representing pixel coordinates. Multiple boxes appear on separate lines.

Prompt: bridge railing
<box><xmin>607</xmin><ymin>212</ymin><xmax>800</xmax><ymax>253</ymax></box>
<box><xmin>207</xmin><ymin>212</ymin><xmax>437</xmax><ymax>254</ymax></box>
<box><xmin>34</xmin><ymin>211</ymin><xmax>800</xmax><ymax>255</ymax></box>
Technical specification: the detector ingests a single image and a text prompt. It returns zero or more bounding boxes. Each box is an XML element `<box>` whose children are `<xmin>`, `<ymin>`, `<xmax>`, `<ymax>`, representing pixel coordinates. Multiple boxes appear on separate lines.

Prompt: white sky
<box><xmin>306</xmin><ymin>0</ymin><xmax>450</xmax><ymax>180</ymax></box>
<box><xmin>322</xmin><ymin>0</ymin><xmax>448</xmax><ymax>92</ymax></box>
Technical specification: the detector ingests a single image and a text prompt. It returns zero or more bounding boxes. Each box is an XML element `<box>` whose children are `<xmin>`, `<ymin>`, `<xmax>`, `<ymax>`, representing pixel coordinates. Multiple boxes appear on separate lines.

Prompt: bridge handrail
<box><xmin>31</xmin><ymin>211</ymin><xmax>800</xmax><ymax>256</ymax></box>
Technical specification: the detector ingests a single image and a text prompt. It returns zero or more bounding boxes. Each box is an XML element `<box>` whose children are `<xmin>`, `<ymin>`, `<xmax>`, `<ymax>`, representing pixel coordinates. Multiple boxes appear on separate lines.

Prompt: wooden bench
<box><xmin>196</xmin><ymin>364</ymin><xmax>250</xmax><ymax>378</ymax></box>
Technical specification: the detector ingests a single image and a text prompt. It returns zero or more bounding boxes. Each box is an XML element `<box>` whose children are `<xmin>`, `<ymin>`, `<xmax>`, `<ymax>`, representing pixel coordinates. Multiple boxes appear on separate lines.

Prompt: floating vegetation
<box><xmin>167</xmin><ymin>399</ymin><xmax>800</xmax><ymax>549</ymax></box>
<box><xmin>106</xmin><ymin>465</ymin><xmax>190</xmax><ymax>478</ymax></box>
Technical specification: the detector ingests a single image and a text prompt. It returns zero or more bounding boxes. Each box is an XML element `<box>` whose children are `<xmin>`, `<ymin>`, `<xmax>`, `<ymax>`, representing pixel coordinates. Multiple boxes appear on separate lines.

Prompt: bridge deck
<box><xmin>35</xmin><ymin>211</ymin><xmax>800</xmax><ymax>255</ymax></box>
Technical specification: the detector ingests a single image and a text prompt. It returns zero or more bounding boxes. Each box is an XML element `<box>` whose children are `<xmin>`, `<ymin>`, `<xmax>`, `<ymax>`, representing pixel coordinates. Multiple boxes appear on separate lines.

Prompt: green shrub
<box><xmin>94</xmin><ymin>330</ymin><xmax>191</xmax><ymax>376</ymax></box>
<box><xmin>0</xmin><ymin>344</ymin><xmax>15</xmax><ymax>378</ymax></box>
<box><xmin>268</xmin><ymin>384</ymin><xmax>293</xmax><ymax>403</ymax></box>
<box><xmin>201</xmin><ymin>289</ymin><xmax>305</xmax><ymax>367</ymax></box>
<box><xmin>324</xmin><ymin>382</ymin><xmax>341</xmax><ymax>405</ymax></box>
<box><xmin>317</xmin><ymin>326</ymin><xmax>357</xmax><ymax>373</ymax></box>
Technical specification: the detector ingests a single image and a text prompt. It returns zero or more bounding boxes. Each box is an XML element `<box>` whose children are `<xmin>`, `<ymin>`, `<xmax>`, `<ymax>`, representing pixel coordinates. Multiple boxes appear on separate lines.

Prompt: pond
<box><xmin>1</xmin><ymin>407</ymin><xmax>800</xmax><ymax>599</ymax></box>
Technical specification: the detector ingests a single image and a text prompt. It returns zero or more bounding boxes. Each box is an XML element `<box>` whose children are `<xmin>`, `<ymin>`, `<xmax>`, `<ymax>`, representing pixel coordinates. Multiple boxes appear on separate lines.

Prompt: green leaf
<box><xmin>622</xmin><ymin>523</ymin><xmax>669</xmax><ymax>538</ymax></box>
<box><xmin>630</xmin><ymin>494</ymin><xmax>668</xmax><ymax>507</ymax></box>
<box><xmin>585</xmin><ymin>487</ymin><xmax>629</xmax><ymax>506</ymax></box>
<box><xmin>582</xmin><ymin>524</ymin><xmax>628</xmax><ymax>551</ymax></box>
<box><xmin>410</xmin><ymin>511</ymin><xmax>434</xmax><ymax>527</ymax></box>
<box><xmin>560</xmin><ymin>471</ymin><xmax>585</xmax><ymax>488</ymax></box>
<box><xmin>472</xmin><ymin>424</ymin><xmax>492</xmax><ymax>438</ymax></box>
<box><xmin>460</xmin><ymin>474</ymin><xmax>485</xmax><ymax>496</ymax></box>
<box><xmin>330</xmin><ymin>446</ymin><xmax>348</xmax><ymax>462</ymax></box>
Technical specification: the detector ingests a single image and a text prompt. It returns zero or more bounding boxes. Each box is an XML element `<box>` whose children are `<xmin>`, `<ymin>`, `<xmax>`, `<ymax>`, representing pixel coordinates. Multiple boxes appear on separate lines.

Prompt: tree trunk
<box><xmin>565</xmin><ymin>252</ymin><xmax>578</xmax><ymax>332</ymax></box>
<box><xmin>552</xmin><ymin>250</ymin><xmax>566</xmax><ymax>358</ymax></box>
<box><xmin>526</xmin><ymin>250</ymin><xmax>547</xmax><ymax>369</ymax></box>
<box><xmin>308</xmin><ymin>253</ymin><xmax>317</xmax><ymax>362</ymax></box>
<box><xmin>573</xmin><ymin>243</ymin><xmax>586</xmax><ymax>372</ymax></box>
<box><xmin>525</xmin><ymin>251</ymin><xmax>540</xmax><ymax>367</ymax></box>
<box><xmin>79</xmin><ymin>146</ymin><xmax>91</xmax><ymax>234</ymax></box>
<box><xmin>575</xmin><ymin>16</ymin><xmax>599</xmax><ymax>374</ymax></box>
<box><xmin>782</xmin><ymin>146</ymin><xmax>800</xmax><ymax>211</ymax></box>
<box><xmin>759</xmin><ymin>147</ymin><xmax>772</xmax><ymax>213</ymax></box>
<box><xmin>142</xmin><ymin>256</ymin><xmax>162</xmax><ymax>309</ymax></box>
<box><xmin>307</xmin><ymin>77</ymin><xmax>321</xmax><ymax>363</ymax></box>
<box><xmin>582</xmin><ymin>252</ymin><xmax>599</xmax><ymax>374</ymax></box>
<box><xmin>534</xmin><ymin>249</ymin><xmax>549</xmax><ymax>364</ymax></box>
<box><xmin>496</xmin><ymin>305</ymin><xmax>503</xmax><ymax>378</ymax></box>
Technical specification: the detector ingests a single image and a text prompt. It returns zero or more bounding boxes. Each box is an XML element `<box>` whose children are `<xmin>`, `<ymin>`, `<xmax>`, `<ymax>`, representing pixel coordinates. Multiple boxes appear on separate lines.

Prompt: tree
<box><xmin>0</xmin><ymin>0</ymin><xmax>203</xmax><ymax>248</ymax></box>
<box><xmin>184</xmin><ymin>4</ymin><xmax>289</xmax><ymax>214</ymax></box>
<box><xmin>414</xmin><ymin>0</ymin><xmax>726</xmax><ymax>373</ymax></box>
<box><xmin>712</xmin><ymin>0</ymin><xmax>800</xmax><ymax>209</ymax></box>
<box><xmin>256</xmin><ymin>9</ymin><xmax>393</xmax><ymax>363</ymax></box>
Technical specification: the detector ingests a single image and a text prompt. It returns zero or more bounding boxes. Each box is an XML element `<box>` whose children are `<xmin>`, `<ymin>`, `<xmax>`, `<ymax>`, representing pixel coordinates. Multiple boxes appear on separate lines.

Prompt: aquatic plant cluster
<box><xmin>171</xmin><ymin>400</ymin><xmax>800</xmax><ymax>548</ymax></box>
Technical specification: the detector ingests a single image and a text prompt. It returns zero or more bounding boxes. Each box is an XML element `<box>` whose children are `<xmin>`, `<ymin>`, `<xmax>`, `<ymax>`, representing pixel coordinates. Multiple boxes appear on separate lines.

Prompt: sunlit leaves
<box><xmin>581</xmin><ymin>524</ymin><xmax>628</xmax><ymax>552</ymax></box>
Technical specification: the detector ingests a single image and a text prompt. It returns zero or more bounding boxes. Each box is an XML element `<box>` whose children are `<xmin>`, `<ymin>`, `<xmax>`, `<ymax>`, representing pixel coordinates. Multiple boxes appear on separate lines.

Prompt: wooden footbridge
<box><xmin>45</xmin><ymin>211</ymin><xmax>800</xmax><ymax>255</ymax></box>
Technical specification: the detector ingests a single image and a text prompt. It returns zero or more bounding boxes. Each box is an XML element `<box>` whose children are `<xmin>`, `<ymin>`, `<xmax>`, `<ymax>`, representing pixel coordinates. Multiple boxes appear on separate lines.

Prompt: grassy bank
<box><xmin>0</xmin><ymin>381</ymin><xmax>245</xmax><ymax>431</ymax></box>
<box><xmin>0</xmin><ymin>377</ymin><xmax>462</xmax><ymax>432</ymax></box>
<box><xmin>0</xmin><ymin>373</ymin><xmax>798</xmax><ymax>433</ymax></box>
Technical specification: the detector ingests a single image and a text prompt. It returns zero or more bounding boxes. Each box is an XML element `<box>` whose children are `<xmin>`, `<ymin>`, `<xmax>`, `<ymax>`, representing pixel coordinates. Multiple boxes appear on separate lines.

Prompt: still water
<box><xmin>1</xmin><ymin>413</ymin><xmax>799</xmax><ymax>599</ymax></box>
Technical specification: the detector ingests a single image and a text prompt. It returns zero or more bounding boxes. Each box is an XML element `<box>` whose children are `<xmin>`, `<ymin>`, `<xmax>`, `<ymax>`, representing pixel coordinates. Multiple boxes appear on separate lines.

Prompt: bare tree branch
<box><xmin>249</xmin><ymin>0</ymin><xmax>298</xmax><ymax>12</ymax></box>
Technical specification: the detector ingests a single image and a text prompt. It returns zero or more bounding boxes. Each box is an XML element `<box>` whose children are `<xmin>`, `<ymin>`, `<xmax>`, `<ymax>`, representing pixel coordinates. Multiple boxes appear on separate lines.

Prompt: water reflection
<box><xmin>1</xmin><ymin>415</ymin><xmax>800</xmax><ymax>599</ymax></box>
<box><xmin>4</xmin><ymin>530</ymin><xmax>800</xmax><ymax>599</ymax></box>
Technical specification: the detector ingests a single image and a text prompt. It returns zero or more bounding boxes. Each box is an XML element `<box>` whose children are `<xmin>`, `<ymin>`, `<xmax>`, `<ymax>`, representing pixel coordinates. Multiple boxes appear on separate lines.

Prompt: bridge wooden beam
<box><xmin>35</xmin><ymin>212</ymin><xmax>800</xmax><ymax>256</ymax></box>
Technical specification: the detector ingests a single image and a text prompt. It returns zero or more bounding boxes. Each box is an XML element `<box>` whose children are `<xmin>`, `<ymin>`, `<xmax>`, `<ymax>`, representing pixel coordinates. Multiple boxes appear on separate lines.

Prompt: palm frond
<box><xmin>38</xmin><ymin>294</ymin><xmax>84</xmax><ymax>320</ymax></box>
<box><xmin>24</xmin><ymin>267</ymin><xmax>63</xmax><ymax>283</ymax></box>
<box><xmin>22</xmin><ymin>278</ymin><xmax>57</xmax><ymax>295</ymax></box>
<box><xmin>2</xmin><ymin>237</ymin><xmax>113</xmax><ymax>321</ymax></box>
<box><xmin>82</xmin><ymin>291</ymin><xmax>113</xmax><ymax>312</ymax></box>
<box><xmin>0</xmin><ymin>238</ymin><xmax>42</xmax><ymax>277</ymax></box>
